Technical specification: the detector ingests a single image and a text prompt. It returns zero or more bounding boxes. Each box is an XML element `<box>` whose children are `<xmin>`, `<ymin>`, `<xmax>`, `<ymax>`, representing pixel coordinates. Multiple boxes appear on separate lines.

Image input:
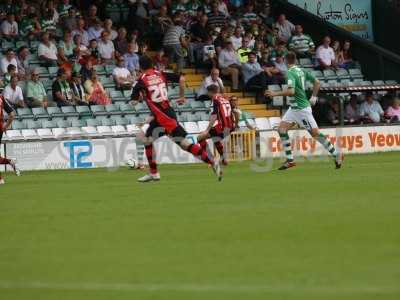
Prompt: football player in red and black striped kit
<box><xmin>0</xmin><ymin>95</ymin><xmax>21</xmax><ymax>185</ymax></box>
<box><xmin>197</xmin><ymin>85</ymin><xmax>236</xmax><ymax>166</ymax></box>
<box><xmin>131</xmin><ymin>56</ymin><xmax>222</xmax><ymax>182</ymax></box>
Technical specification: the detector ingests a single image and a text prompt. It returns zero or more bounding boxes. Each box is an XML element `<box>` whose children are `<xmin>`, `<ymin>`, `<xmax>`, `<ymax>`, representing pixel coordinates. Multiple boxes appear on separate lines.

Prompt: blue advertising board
<box><xmin>288</xmin><ymin>0</ymin><xmax>374</xmax><ymax>41</ymax></box>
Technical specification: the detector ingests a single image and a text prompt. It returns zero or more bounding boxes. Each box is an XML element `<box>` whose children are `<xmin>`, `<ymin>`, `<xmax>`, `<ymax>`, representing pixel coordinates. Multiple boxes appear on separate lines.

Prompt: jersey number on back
<box><xmin>148</xmin><ymin>83</ymin><xmax>168</xmax><ymax>103</ymax></box>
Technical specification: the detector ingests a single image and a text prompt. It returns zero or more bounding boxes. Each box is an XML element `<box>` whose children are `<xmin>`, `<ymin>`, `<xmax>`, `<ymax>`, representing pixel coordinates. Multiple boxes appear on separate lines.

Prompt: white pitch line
<box><xmin>0</xmin><ymin>281</ymin><xmax>399</xmax><ymax>294</ymax></box>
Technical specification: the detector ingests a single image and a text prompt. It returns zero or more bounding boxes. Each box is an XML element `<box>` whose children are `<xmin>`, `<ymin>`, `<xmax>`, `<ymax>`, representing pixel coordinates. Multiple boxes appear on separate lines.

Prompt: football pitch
<box><xmin>0</xmin><ymin>152</ymin><xmax>399</xmax><ymax>300</ymax></box>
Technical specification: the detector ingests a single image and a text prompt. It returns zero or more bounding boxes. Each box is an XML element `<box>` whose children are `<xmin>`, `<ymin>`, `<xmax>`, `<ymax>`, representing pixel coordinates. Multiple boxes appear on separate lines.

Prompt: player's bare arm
<box><xmin>265</xmin><ymin>87</ymin><xmax>295</xmax><ymax>98</ymax></box>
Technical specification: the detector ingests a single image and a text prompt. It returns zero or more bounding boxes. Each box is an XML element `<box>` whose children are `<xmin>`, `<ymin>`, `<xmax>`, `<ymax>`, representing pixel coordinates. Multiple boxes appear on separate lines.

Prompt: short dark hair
<box><xmin>139</xmin><ymin>55</ymin><xmax>153</xmax><ymax>70</ymax></box>
<box><xmin>286</xmin><ymin>51</ymin><xmax>297</xmax><ymax>64</ymax></box>
<box><xmin>17</xmin><ymin>45</ymin><xmax>29</xmax><ymax>54</ymax></box>
<box><xmin>7</xmin><ymin>64</ymin><xmax>16</xmax><ymax>72</ymax></box>
<box><xmin>207</xmin><ymin>84</ymin><xmax>219</xmax><ymax>93</ymax></box>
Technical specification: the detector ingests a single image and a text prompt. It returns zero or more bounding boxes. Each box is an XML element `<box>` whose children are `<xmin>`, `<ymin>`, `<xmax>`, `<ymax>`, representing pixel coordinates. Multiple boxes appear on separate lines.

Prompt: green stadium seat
<box><xmin>323</xmin><ymin>69</ymin><xmax>337</xmax><ymax>80</ymax></box>
<box><xmin>91</xmin><ymin>105</ymin><xmax>107</xmax><ymax>116</ymax></box>
<box><xmin>12</xmin><ymin>120</ymin><xmax>26</xmax><ymax>130</ymax></box>
<box><xmin>111</xmin><ymin>116</ymin><xmax>129</xmax><ymax>126</ymax></box>
<box><xmin>57</xmin><ymin>120</ymin><xmax>71</xmax><ymax>128</ymax></box>
<box><xmin>110</xmin><ymin>90</ymin><xmax>125</xmax><ymax>101</ymax></box>
<box><xmin>105</xmin><ymin>64</ymin><xmax>116</xmax><ymax>76</ymax></box>
<box><xmin>61</xmin><ymin>106</ymin><xmax>79</xmax><ymax>117</ymax></box>
<box><xmin>42</xmin><ymin>79</ymin><xmax>53</xmax><ymax>91</ymax></box>
<box><xmin>135</xmin><ymin>102</ymin><xmax>149</xmax><ymax>112</ymax></box>
<box><xmin>126</xmin><ymin>115</ymin><xmax>143</xmax><ymax>124</ymax></box>
<box><xmin>35</xmin><ymin>66</ymin><xmax>50</xmax><ymax>78</ymax></box>
<box><xmin>101</xmin><ymin>118</ymin><xmax>115</xmax><ymax>126</ymax></box>
<box><xmin>32</xmin><ymin>107</ymin><xmax>49</xmax><ymax>119</ymax></box>
<box><xmin>85</xmin><ymin>118</ymin><xmax>100</xmax><ymax>127</ymax></box>
<box><xmin>372</xmin><ymin>80</ymin><xmax>385</xmax><ymax>85</ymax></box>
<box><xmin>71</xmin><ymin>119</ymin><xmax>86</xmax><ymax>127</ymax></box>
<box><xmin>76</xmin><ymin>105</ymin><xmax>92</xmax><ymax>117</ymax></box>
<box><xmin>299</xmin><ymin>58</ymin><xmax>313</xmax><ymax>68</ymax></box>
<box><xmin>42</xmin><ymin>120</ymin><xmax>57</xmax><ymax>128</ymax></box>
<box><xmin>311</xmin><ymin>70</ymin><xmax>324</xmax><ymax>79</ymax></box>
<box><xmin>190</xmin><ymin>101</ymin><xmax>205</xmax><ymax>111</ymax></box>
<box><xmin>386</xmin><ymin>80</ymin><xmax>398</xmax><ymax>85</ymax></box>
<box><xmin>2</xmin><ymin>40</ymin><xmax>15</xmax><ymax>49</ymax></box>
<box><xmin>119</xmin><ymin>103</ymin><xmax>136</xmax><ymax>114</ymax></box>
<box><xmin>47</xmin><ymin>106</ymin><xmax>64</xmax><ymax>118</ymax></box>
<box><xmin>48</xmin><ymin>66</ymin><xmax>59</xmax><ymax>78</ymax></box>
<box><xmin>26</xmin><ymin>120</ymin><xmax>41</xmax><ymax>129</ymax></box>
<box><xmin>195</xmin><ymin>111</ymin><xmax>210</xmax><ymax>121</ymax></box>
<box><xmin>123</xmin><ymin>89</ymin><xmax>132</xmax><ymax>99</ymax></box>
<box><xmin>105</xmin><ymin>104</ymin><xmax>120</xmax><ymax>115</ymax></box>
<box><xmin>186</xmin><ymin>113</ymin><xmax>200</xmax><ymax>122</ymax></box>
<box><xmin>17</xmin><ymin>108</ymin><xmax>33</xmax><ymax>119</ymax></box>
<box><xmin>349</xmin><ymin>68</ymin><xmax>363</xmax><ymax>80</ymax></box>
<box><xmin>176</xmin><ymin>101</ymin><xmax>192</xmax><ymax>112</ymax></box>
<box><xmin>94</xmin><ymin>65</ymin><xmax>106</xmax><ymax>75</ymax></box>
<box><xmin>177</xmin><ymin>114</ymin><xmax>187</xmax><ymax>122</ymax></box>
<box><xmin>100</xmin><ymin>76</ymin><xmax>115</xmax><ymax>88</ymax></box>
<box><xmin>336</xmin><ymin>68</ymin><xmax>350</xmax><ymax>80</ymax></box>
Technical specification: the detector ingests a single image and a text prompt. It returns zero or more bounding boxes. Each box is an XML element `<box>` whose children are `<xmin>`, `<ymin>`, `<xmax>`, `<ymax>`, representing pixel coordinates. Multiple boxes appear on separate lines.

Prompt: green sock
<box><xmin>316</xmin><ymin>133</ymin><xmax>337</xmax><ymax>157</ymax></box>
<box><xmin>279</xmin><ymin>132</ymin><xmax>294</xmax><ymax>161</ymax></box>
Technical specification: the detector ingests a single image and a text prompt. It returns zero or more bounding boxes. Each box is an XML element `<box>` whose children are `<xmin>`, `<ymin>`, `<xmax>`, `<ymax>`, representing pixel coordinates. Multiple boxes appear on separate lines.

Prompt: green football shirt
<box><xmin>286</xmin><ymin>65</ymin><xmax>316</xmax><ymax>110</ymax></box>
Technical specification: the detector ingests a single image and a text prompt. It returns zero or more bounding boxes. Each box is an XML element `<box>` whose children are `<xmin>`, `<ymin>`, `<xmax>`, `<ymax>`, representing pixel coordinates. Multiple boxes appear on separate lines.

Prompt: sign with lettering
<box><xmin>288</xmin><ymin>0</ymin><xmax>374</xmax><ymax>41</ymax></box>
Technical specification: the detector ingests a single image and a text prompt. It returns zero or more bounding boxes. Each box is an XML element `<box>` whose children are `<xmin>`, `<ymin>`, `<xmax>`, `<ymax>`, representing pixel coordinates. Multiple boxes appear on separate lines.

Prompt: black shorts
<box><xmin>145</xmin><ymin>119</ymin><xmax>188</xmax><ymax>144</ymax></box>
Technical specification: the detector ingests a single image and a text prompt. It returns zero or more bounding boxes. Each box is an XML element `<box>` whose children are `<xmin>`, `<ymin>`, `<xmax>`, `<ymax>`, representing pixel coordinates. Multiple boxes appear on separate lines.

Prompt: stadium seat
<box><xmin>57</xmin><ymin>120</ymin><xmax>71</xmax><ymax>128</ymax></box>
<box><xmin>135</xmin><ymin>102</ymin><xmax>149</xmax><ymax>112</ymax></box>
<box><xmin>26</xmin><ymin>120</ymin><xmax>41</xmax><ymax>129</ymax></box>
<box><xmin>105</xmin><ymin>104</ymin><xmax>120</xmax><ymax>115</ymax></box>
<box><xmin>86</xmin><ymin>118</ymin><xmax>101</xmax><ymax>127</ymax></box>
<box><xmin>94</xmin><ymin>65</ymin><xmax>106</xmax><ymax>75</ymax></box>
<box><xmin>268</xmin><ymin>117</ymin><xmax>282</xmax><ymax>129</ymax></box>
<box><xmin>42</xmin><ymin>79</ymin><xmax>53</xmax><ymax>91</ymax></box>
<box><xmin>12</xmin><ymin>120</ymin><xmax>26</xmax><ymax>130</ymax></box>
<box><xmin>190</xmin><ymin>101</ymin><xmax>205</xmax><ymax>111</ymax></box>
<box><xmin>21</xmin><ymin>129</ymin><xmax>38</xmax><ymax>139</ymax></box>
<box><xmin>196</xmin><ymin>111</ymin><xmax>210</xmax><ymax>121</ymax></box>
<box><xmin>111</xmin><ymin>125</ymin><xmax>127</xmax><ymax>134</ymax></box>
<box><xmin>52</xmin><ymin>128</ymin><xmax>67</xmax><ymax>137</ymax></box>
<box><xmin>299</xmin><ymin>58</ymin><xmax>313</xmax><ymax>68</ymax></box>
<box><xmin>186</xmin><ymin>113</ymin><xmax>200</xmax><ymax>122</ymax></box>
<box><xmin>311</xmin><ymin>70</ymin><xmax>324</xmax><ymax>79</ymax></box>
<box><xmin>76</xmin><ymin>106</ymin><xmax>92</xmax><ymax>117</ymax></box>
<box><xmin>101</xmin><ymin>118</ymin><xmax>115</xmax><ymax>126</ymax></box>
<box><xmin>91</xmin><ymin>105</ymin><xmax>107</xmax><ymax>116</ymax></box>
<box><xmin>176</xmin><ymin>101</ymin><xmax>192</xmax><ymax>112</ymax></box>
<box><xmin>17</xmin><ymin>108</ymin><xmax>33</xmax><ymax>119</ymax></box>
<box><xmin>361</xmin><ymin>81</ymin><xmax>372</xmax><ymax>86</ymax></box>
<box><xmin>48</xmin><ymin>66</ymin><xmax>58</xmax><ymax>78</ymax></box>
<box><xmin>82</xmin><ymin>126</ymin><xmax>98</xmax><ymax>135</ymax></box>
<box><xmin>255</xmin><ymin>117</ymin><xmax>271</xmax><ymax>130</ymax></box>
<box><xmin>35</xmin><ymin>66</ymin><xmax>50</xmax><ymax>78</ymax></box>
<box><xmin>112</xmin><ymin>116</ymin><xmax>129</xmax><ymax>126</ymax></box>
<box><xmin>61</xmin><ymin>106</ymin><xmax>79</xmax><ymax>117</ymax></box>
<box><xmin>37</xmin><ymin>128</ymin><xmax>54</xmax><ymax>138</ymax></box>
<box><xmin>109</xmin><ymin>90</ymin><xmax>125</xmax><ymax>102</ymax></box>
<box><xmin>385</xmin><ymin>80</ymin><xmax>398</xmax><ymax>85</ymax></box>
<box><xmin>71</xmin><ymin>119</ymin><xmax>86</xmax><ymax>127</ymax></box>
<box><xmin>372</xmin><ymin>80</ymin><xmax>385</xmax><ymax>85</ymax></box>
<box><xmin>126</xmin><ymin>115</ymin><xmax>143</xmax><ymax>124</ymax></box>
<box><xmin>336</xmin><ymin>68</ymin><xmax>350</xmax><ymax>80</ymax></box>
<box><xmin>105</xmin><ymin>64</ymin><xmax>116</xmax><ymax>76</ymax></box>
<box><xmin>349</xmin><ymin>68</ymin><xmax>363</xmax><ymax>80</ymax></box>
<box><xmin>197</xmin><ymin>121</ymin><xmax>209</xmax><ymax>131</ymax></box>
<box><xmin>66</xmin><ymin>127</ymin><xmax>84</xmax><ymax>135</ymax></box>
<box><xmin>177</xmin><ymin>114</ymin><xmax>187</xmax><ymax>122</ymax></box>
<box><xmin>184</xmin><ymin>121</ymin><xmax>200</xmax><ymax>133</ymax></box>
<box><xmin>97</xmin><ymin>126</ymin><xmax>113</xmax><ymax>134</ymax></box>
<box><xmin>100</xmin><ymin>76</ymin><xmax>115</xmax><ymax>88</ymax></box>
<box><xmin>32</xmin><ymin>107</ymin><xmax>49</xmax><ymax>119</ymax></box>
<box><xmin>119</xmin><ymin>103</ymin><xmax>136</xmax><ymax>114</ymax></box>
<box><xmin>268</xmin><ymin>84</ymin><xmax>281</xmax><ymax>92</ymax></box>
<box><xmin>47</xmin><ymin>106</ymin><xmax>64</xmax><ymax>118</ymax></box>
<box><xmin>323</xmin><ymin>69</ymin><xmax>337</xmax><ymax>80</ymax></box>
<box><xmin>5</xmin><ymin>130</ymin><xmax>23</xmax><ymax>140</ymax></box>
<box><xmin>126</xmin><ymin>124</ymin><xmax>141</xmax><ymax>132</ymax></box>
<box><xmin>42</xmin><ymin>120</ymin><xmax>57</xmax><ymax>128</ymax></box>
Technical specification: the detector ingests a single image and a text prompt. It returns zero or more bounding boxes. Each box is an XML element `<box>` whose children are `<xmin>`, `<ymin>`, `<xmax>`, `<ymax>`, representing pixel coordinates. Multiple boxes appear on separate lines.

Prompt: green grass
<box><xmin>0</xmin><ymin>152</ymin><xmax>400</xmax><ymax>300</ymax></box>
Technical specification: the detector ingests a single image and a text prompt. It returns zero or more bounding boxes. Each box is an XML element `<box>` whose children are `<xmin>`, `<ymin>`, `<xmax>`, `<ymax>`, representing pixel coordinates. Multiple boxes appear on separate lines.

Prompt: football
<box><xmin>126</xmin><ymin>159</ymin><xmax>137</xmax><ymax>169</ymax></box>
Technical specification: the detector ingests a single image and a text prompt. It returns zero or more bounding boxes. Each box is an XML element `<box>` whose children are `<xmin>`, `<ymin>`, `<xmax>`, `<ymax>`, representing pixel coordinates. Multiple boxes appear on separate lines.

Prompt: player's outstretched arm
<box><xmin>265</xmin><ymin>88</ymin><xmax>295</xmax><ymax>98</ymax></box>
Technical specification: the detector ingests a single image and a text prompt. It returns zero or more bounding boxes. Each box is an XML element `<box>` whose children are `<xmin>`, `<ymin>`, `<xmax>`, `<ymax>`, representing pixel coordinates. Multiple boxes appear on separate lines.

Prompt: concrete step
<box><xmin>249</xmin><ymin>110</ymin><xmax>281</xmax><ymax>117</ymax></box>
<box><xmin>239</xmin><ymin>104</ymin><xmax>267</xmax><ymax>110</ymax></box>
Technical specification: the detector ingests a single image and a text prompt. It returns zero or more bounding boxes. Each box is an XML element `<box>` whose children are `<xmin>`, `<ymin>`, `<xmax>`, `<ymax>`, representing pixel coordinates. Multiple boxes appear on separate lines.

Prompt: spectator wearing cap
<box><xmin>98</xmin><ymin>31</ymin><xmax>115</xmax><ymax>63</ymax></box>
<box><xmin>3</xmin><ymin>75</ymin><xmax>25</xmax><ymax>109</ymax></box>
<box><xmin>315</xmin><ymin>36</ymin><xmax>336</xmax><ymax>70</ymax></box>
<box><xmin>113</xmin><ymin>57</ymin><xmax>135</xmax><ymax>90</ymax></box>
<box><xmin>52</xmin><ymin>68</ymin><xmax>74</xmax><ymax>107</ymax></box>
<box><xmin>163</xmin><ymin>14</ymin><xmax>187</xmax><ymax>72</ymax></box>
<box><xmin>1</xmin><ymin>13</ymin><xmax>18</xmax><ymax>40</ymax></box>
<box><xmin>288</xmin><ymin>25</ymin><xmax>315</xmax><ymax>59</ymax></box>
<box><xmin>38</xmin><ymin>32</ymin><xmax>58</xmax><ymax>67</ymax></box>
<box><xmin>72</xmin><ymin>18</ymin><xmax>90</xmax><ymax>46</ymax></box>
<box><xmin>123</xmin><ymin>43</ymin><xmax>140</xmax><ymax>74</ymax></box>
<box><xmin>274</xmin><ymin>14</ymin><xmax>295</xmax><ymax>43</ymax></box>
<box><xmin>16</xmin><ymin>46</ymin><xmax>31</xmax><ymax>79</ymax></box>
<box><xmin>70</xmin><ymin>71</ymin><xmax>89</xmax><ymax>105</ymax></box>
<box><xmin>26</xmin><ymin>69</ymin><xmax>52</xmax><ymax>108</ymax></box>
<box><xmin>218</xmin><ymin>41</ymin><xmax>241</xmax><ymax>90</ymax></box>
<box><xmin>87</xmin><ymin>18</ymin><xmax>104</xmax><ymax>41</ymax></box>
<box><xmin>237</xmin><ymin>37</ymin><xmax>252</xmax><ymax>64</ymax></box>
<box><xmin>1</xmin><ymin>49</ymin><xmax>18</xmax><ymax>74</ymax></box>
<box><xmin>197</xmin><ymin>68</ymin><xmax>224</xmax><ymax>101</ymax></box>
<box><xmin>359</xmin><ymin>92</ymin><xmax>384</xmax><ymax>123</ymax></box>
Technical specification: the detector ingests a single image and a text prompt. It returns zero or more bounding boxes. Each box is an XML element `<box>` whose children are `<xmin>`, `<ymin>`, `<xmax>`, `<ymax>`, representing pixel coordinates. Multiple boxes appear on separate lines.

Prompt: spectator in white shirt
<box><xmin>3</xmin><ymin>76</ymin><xmax>25</xmax><ymax>108</ymax></box>
<box><xmin>275</xmin><ymin>14</ymin><xmax>294</xmax><ymax>43</ymax></box>
<box><xmin>112</xmin><ymin>57</ymin><xmax>135</xmax><ymax>89</ymax></box>
<box><xmin>359</xmin><ymin>92</ymin><xmax>384</xmax><ymax>123</ymax></box>
<box><xmin>315</xmin><ymin>36</ymin><xmax>336</xmax><ymax>70</ymax></box>
<box><xmin>98</xmin><ymin>31</ymin><xmax>115</xmax><ymax>63</ymax></box>
<box><xmin>218</xmin><ymin>41</ymin><xmax>241</xmax><ymax>90</ymax></box>
<box><xmin>1</xmin><ymin>49</ymin><xmax>18</xmax><ymax>75</ymax></box>
<box><xmin>230</xmin><ymin>27</ymin><xmax>243</xmax><ymax>51</ymax></box>
<box><xmin>197</xmin><ymin>68</ymin><xmax>224</xmax><ymax>101</ymax></box>
<box><xmin>38</xmin><ymin>32</ymin><xmax>58</xmax><ymax>67</ymax></box>
<box><xmin>1</xmin><ymin>13</ymin><xmax>18</xmax><ymax>40</ymax></box>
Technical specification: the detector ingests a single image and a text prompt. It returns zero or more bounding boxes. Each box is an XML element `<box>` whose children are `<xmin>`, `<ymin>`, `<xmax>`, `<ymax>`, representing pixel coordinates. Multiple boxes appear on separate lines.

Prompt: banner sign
<box><xmin>4</xmin><ymin>134</ymin><xmax>201</xmax><ymax>171</ymax></box>
<box><xmin>288</xmin><ymin>0</ymin><xmax>374</xmax><ymax>41</ymax></box>
<box><xmin>260</xmin><ymin>126</ymin><xmax>400</xmax><ymax>158</ymax></box>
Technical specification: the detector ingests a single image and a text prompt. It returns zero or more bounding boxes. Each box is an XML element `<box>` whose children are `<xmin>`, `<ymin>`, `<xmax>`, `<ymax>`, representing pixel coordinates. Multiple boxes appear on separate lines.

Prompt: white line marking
<box><xmin>0</xmin><ymin>281</ymin><xmax>398</xmax><ymax>294</ymax></box>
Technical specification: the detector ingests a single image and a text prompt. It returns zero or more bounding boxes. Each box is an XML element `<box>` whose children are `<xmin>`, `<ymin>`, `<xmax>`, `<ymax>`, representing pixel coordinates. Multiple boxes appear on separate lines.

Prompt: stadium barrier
<box><xmin>1</xmin><ymin>126</ymin><xmax>400</xmax><ymax>171</ymax></box>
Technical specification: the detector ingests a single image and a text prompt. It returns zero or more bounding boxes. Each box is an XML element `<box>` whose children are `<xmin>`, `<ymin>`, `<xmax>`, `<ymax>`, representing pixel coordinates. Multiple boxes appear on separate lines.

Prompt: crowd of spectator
<box><xmin>0</xmin><ymin>0</ymin><xmax>398</xmax><ymax>127</ymax></box>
